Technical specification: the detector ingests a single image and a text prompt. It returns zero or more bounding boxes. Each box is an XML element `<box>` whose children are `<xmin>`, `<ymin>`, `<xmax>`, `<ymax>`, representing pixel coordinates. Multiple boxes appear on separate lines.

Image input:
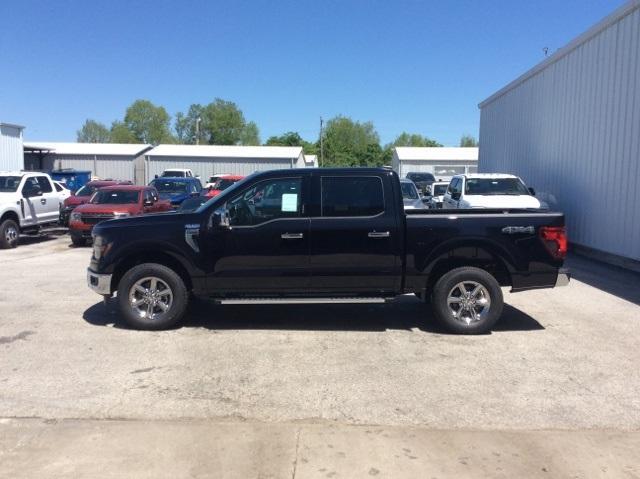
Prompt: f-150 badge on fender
<box><xmin>184</xmin><ymin>224</ymin><xmax>200</xmax><ymax>253</ymax></box>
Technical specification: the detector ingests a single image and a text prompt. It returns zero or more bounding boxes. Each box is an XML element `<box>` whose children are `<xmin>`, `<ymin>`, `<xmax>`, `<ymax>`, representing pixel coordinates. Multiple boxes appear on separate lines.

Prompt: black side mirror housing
<box><xmin>452</xmin><ymin>192</ymin><xmax>461</xmax><ymax>201</ymax></box>
<box><xmin>143</xmin><ymin>199</ymin><xmax>153</xmax><ymax>206</ymax></box>
<box><xmin>528</xmin><ymin>187</ymin><xmax>536</xmax><ymax>196</ymax></box>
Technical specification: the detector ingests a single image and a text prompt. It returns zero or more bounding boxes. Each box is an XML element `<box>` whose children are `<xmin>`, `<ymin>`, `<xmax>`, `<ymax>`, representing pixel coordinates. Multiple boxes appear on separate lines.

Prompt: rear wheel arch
<box><xmin>423</xmin><ymin>244</ymin><xmax>513</xmax><ymax>293</ymax></box>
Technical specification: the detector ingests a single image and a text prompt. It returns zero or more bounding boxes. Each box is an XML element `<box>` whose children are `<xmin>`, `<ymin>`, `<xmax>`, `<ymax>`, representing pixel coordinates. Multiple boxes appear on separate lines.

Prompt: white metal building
<box><xmin>392</xmin><ymin>147</ymin><xmax>478</xmax><ymax>180</ymax></box>
<box><xmin>143</xmin><ymin>145</ymin><xmax>307</xmax><ymax>183</ymax></box>
<box><xmin>478</xmin><ymin>0</ymin><xmax>640</xmax><ymax>266</ymax></box>
<box><xmin>23</xmin><ymin>142</ymin><xmax>152</xmax><ymax>183</ymax></box>
<box><xmin>0</xmin><ymin>123</ymin><xmax>25</xmax><ymax>171</ymax></box>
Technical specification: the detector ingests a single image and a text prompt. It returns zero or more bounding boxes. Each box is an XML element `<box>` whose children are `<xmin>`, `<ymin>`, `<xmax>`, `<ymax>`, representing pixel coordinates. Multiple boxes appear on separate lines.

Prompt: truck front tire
<box><xmin>431</xmin><ymin>267</ymin><xmax>503</xmax><ymax>334</ymax></box>
<box><xmin>0</xmin><ymin>219</ymin><xmax>19</xmax><ymax>249</ymax></box>
<box><xmin>117</xmin><ymin>263</ymin><xmax>189</xmax><ymax>330</ymax></box>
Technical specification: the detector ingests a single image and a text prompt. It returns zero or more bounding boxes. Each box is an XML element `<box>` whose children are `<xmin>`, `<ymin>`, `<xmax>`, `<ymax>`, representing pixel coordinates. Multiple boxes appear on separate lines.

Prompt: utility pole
<box><xmin>195</xmin><ymin>117</ymin><xmax>202</xmax><ymax>145</ymax></box>
<box><xmin>320</xmin><ymin>116</ymin><xmax>324</xmax><ymax>168</ymax></box>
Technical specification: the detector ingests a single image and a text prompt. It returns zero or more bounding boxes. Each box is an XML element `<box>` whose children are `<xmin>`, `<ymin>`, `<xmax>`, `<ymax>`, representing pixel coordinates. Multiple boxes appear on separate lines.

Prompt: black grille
<box><xmin>81</xmin><ymin>214</ymin><xmax>114</xmax><ymax>225</ymax></box>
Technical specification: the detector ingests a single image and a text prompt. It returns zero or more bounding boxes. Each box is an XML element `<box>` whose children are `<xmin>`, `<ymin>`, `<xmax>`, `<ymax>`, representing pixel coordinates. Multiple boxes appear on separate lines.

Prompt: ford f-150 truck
<box><xmin>60</xmin><ymin>179</ymin><xmax>132</xmax><ymax>226</ymax></box>
<box><xmin>70</xmin><ymin>185</ymin><xmax>171</xmax><ymax>246</ymax></box>
<box><xmin>0</xmin><ymin>171</ymin><xmax>63</xmax><ymax>249</ymax></box>
<box><xmin>87</xmin><ymin>168</ymin><xmax>569</xmax><ymax>334</ymax></box>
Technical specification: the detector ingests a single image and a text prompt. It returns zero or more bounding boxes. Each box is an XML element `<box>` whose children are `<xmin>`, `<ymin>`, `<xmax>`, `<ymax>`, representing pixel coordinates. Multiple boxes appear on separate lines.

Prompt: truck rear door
<box><xmin>308</xmin><ymin>172</ymin><xmax>402</xmax><ymax>293</ymax></box>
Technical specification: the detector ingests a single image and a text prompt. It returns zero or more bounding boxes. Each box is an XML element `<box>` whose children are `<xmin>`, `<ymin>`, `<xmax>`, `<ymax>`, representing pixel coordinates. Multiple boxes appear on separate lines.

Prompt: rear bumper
<box><xmin>555</xmin><ymin>268</ymin><xmax>571</xmax><ymax>287</ymax></box>
<box><xmin>87</xmin><ymin>269</ymin><xmax>112</xmax><ymax>295</ymax></box>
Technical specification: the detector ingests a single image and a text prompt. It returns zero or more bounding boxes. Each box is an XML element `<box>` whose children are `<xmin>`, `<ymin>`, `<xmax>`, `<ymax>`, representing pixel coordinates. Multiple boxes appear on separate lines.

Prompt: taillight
<box><xmin>539</xmin><ymin>226</ymin><xmax>567</xmax><ymax>260</ymax></box>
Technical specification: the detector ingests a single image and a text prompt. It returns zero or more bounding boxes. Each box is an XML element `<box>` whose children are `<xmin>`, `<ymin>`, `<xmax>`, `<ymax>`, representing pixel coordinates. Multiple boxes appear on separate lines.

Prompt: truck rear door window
<box><xmin>321</xmin><ymin>177</ymin><xmax>384</xmax><ymax>217</ymax></box>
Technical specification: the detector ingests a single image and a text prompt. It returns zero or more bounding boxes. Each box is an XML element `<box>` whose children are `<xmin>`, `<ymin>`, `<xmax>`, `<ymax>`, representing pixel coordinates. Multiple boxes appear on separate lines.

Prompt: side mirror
<box><xmin>144</xmin><ymin>199</ymin><xmax>153</xmax><ymax>206</ymax></box>
<box><xmin>211</xmin><ymin>207</ymin><xmax>230</xmax><ymax>229</ymax></box>
<box><xmin>154</xmin><ymin>174</ymin><xmax>159</xmax><ymax>179</ymax></box>
<box><xmin>528</xmin><ymin>187</ymin><xmax>536</xmax><ymax>196</ymax></box>
<box><xmin>190</xmin><ymin>191</ymin><xmax>200</xmax><ymax>198</ymax></box>
<box><xmin>452</xmin><ymin>192</ymin><xmax>461</xmax><ymax>201</ymax></box>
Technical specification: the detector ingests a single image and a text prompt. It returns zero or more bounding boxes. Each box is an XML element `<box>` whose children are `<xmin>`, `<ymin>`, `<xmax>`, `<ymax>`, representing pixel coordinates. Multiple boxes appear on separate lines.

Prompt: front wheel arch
<box><xmin>111</xmin><ymin>250</ymin><xmax>193</xmax><ymax>294</ymax></box>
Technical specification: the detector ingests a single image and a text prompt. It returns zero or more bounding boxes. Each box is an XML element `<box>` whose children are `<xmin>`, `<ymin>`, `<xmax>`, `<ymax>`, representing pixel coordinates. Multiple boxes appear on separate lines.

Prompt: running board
<box><xmin>217</xmin><ymin>297</ymin><xmax>389</xmax><ymax>305</ymax></box>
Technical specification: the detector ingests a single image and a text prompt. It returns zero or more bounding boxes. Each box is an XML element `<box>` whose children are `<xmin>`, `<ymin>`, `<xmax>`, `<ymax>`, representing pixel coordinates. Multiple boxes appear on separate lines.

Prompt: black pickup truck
<box><xmin>87</xmin><ymin>168</ymin><xmax>569</xmax><ymax>334</ymax></box>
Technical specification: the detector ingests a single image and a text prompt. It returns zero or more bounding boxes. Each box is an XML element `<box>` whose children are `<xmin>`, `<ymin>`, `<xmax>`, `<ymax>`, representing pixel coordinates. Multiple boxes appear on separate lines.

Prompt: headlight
<box><xmin>92</xmin><ymin>235</ymin><xmax>112</xmax><ymax>260</ymax></box>
<box><xmin>71</xmin><ymin>212</ymin><xmax>82</xmax><ymax>221</ymax></box>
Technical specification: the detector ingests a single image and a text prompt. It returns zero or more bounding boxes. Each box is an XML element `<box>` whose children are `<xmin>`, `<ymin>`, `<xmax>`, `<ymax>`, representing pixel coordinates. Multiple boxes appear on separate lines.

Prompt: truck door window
<box><xmin>227</xmin><ymin>178</ymin><xmax>302</xmax><ymax>226</ymax></box>
<box><xmin>35</xmin><ymin>176</ymin><xmax>53</xmax><ymax>193</ymax></box>
<box><xmin>321</xmin><ymin>176</ymin><xmax>384</xmax><ymax>217</ymax></box>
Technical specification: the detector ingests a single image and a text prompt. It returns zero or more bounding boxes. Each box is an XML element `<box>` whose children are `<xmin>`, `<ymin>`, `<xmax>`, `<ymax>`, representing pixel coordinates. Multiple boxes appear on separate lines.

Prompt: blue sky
<box><xmin>0</xmin><ymin>0</ymin><xmax>624</xmax><ymax>145</ymax></box>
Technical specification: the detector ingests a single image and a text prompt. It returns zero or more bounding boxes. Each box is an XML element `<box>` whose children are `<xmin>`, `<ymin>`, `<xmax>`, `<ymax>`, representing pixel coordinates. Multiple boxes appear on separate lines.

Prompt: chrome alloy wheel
<box><xmin>128</xmin><ymin>277</ymin><xmax>173</xmax><ymax>321</ymax></box>
<box><xmin>5</xmin><ymin>225</ymin><xmax>18</xmax><ymax>244</ymax></box>
<box><xmin>447</xmin><ymin>281</ymin><xmax>491</xmax><ymax>325</ymax></box>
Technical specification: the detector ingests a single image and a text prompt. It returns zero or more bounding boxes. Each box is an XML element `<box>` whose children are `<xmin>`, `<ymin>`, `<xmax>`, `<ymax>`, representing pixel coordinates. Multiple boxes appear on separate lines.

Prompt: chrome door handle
<box><xmin>368</xmin><ymin>231</ymin><xmax>390</xmax><ymax>238</ymax></box>
<box><xmin>40</xmin><ymin>198</ymin><xmax>47</xmax><ymax>204</ymax></box>
<box><xmin>281</xmin><ymin>233</ymin><xmax>304</xmax><ymax>239</ymax></box>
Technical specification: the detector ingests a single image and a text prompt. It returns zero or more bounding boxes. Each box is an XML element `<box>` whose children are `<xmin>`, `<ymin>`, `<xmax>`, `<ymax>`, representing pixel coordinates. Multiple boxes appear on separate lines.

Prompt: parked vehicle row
<box><xmin>402</xmin><ymin>172</ymin><xmax>542</xmax><ymax>211</ymax></box>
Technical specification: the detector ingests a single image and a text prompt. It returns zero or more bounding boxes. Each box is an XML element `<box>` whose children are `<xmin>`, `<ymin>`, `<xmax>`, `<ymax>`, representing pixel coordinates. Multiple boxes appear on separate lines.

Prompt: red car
<box><xmin>204</xmin><ymin>175</ymin><xmax>244</xmax><ymax>198</ymax></box>
<box><xmin>60</xmin><ymin>179</ymin><xmax>132</xmax><ymax>225</ymax></box>
<box><xmin>69</xmin><ymin>185</ymin><xmax>171</xmax><ymax>246</ymax></box>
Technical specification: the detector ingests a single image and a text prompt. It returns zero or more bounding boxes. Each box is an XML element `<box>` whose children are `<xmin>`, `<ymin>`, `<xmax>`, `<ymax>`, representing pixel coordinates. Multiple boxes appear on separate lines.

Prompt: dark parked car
<box><xmin>88</xmin><ymin>168</ymin><xmax>569</xmax><ymax>334</ymax></box>
<box><xmin>406</xmin><ymin>172</ymin><xmax>436</xmax><ymax>195</ymax></box>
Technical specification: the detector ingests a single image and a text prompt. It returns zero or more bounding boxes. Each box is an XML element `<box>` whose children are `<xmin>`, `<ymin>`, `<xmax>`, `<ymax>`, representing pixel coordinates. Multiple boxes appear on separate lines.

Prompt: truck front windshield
<box><xmin>432</xmin><ymin>184</ymin><xmax>448</xmax><ymax>196</ymax></box>
<box><xmin>75</xmin><ymin>185</ymin><xmax>97</xmax><ymax>196</ymax></box>
<box><xmin>465</xmin><ymin>178</ymin><xmax>530</xmax><ymax>196</ymax></box>
<box><xmin>152</xmin><ymin>180</ymin><xmax>189</xmax><ymax>193</ymax></box>
<box><xmin>91</xmin><ymin>190</ymin><xmax>140</xmax><ymax>204</ymax></box>
<box><xmin>0</xmin><ymin>176</ymin><xmax>22</xmax><ymax>192</ymax></box>
<box><xmin>400</xmin><ymin>183</ymin><xmax>419</xmax><ymax>199</ymax></box>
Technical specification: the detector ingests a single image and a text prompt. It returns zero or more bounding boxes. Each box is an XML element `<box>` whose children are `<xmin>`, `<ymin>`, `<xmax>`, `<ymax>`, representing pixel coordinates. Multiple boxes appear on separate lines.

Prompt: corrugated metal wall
<box><xmin>0</xmin><ymin>125</ymin><xmax>24</xmax><ymax>171</ymax></box>
<box><xmin>23</xmin><ymin>153</ymin><xmax>137</xmax><ymax>181</ymax></box>
<box><xmin>396</xmin><ymin>161</ymin><xmax>477</xmax><ymax>178</ymax></box>
<box><xmin>479</xmin><ymin>4</ymin><xmax>640</xmax><ymax>261</ymax></box>
<box><xmin>145</xmin><ymin>156</ymin><xmax>296</xmax><ymax>183</ymax></box>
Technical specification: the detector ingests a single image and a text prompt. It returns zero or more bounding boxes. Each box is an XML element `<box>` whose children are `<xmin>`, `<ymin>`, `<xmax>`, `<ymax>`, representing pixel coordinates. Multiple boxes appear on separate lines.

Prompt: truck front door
<box><xmin>308</xmin><ymin>174</ymin><xmax>401</xmax><ymax>293</ymax></box>
<box><xmin>203</xmin><ymin>175</ymin><xmax>311</xmax><ymax>293</ymax></box>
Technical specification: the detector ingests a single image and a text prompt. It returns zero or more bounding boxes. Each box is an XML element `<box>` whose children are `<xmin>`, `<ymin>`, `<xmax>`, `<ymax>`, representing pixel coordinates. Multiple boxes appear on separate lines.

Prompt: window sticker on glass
<box><xmin>281</xmin><ymin>193</ymin><xmax>298</xmax><ymax>212</ymax></box>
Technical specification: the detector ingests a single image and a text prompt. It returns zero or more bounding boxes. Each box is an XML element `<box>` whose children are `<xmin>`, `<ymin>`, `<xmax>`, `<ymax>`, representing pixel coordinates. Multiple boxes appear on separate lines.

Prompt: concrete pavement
<box><xmin>1</xmin><ymin>234</ymin><xmax>640</xmax><ymax>477</ymax></box>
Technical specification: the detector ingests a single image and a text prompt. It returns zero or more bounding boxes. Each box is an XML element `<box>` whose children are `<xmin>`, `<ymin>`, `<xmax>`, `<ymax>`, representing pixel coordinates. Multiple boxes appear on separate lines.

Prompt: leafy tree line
<box><xmin>77</xmin><ymin>99</ymin><xmax>477</xmax><ymax>167</ymax></box>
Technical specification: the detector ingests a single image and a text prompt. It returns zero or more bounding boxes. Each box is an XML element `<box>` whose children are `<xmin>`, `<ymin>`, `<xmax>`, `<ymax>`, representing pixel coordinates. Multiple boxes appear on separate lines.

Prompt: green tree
<box><xmin>77</xmin><ymin>119</ymin><xmax>110</xmax><ymax>143</ymax></box>
<box><xmin>266</xmin><ymin>131</ymin><xmax>316</xmax><ymax>154</ymax></box>
<box><xmin>321</xmin><ymin>116</ymin><xmax>383</xmax><ymax>166</ymax></box>
<box><xmin>391</xmin><ymin>132</ymin><xmax>442</xmax><ymax>147</ymax></box>
<box><xmin>123</xmin><ymin>99</ymin><xmax>173</xmax><ymax>144</ymax></box>
<box><xmin>460</xmin><ymin>134</ymin><xmax>478</xmax><ymax>147</ymax></box>
<box><xmin>202</xmin><ymin>98</ymin><xmax>246</xmax><ymax>145</ymax></box>
<box><xmin>239</xmin><ymin>121</ymin><xmax>260</xmax><ymax>146</ymax></box>
<box><xmin>174</xmin><ymin>104</ymin><xmax>205</xmax><ymax>144</ymax></box>
<box><xmin>109</xmin><ymin>121</ymin><xmax>137</xmax><ymax>143</ymax></box>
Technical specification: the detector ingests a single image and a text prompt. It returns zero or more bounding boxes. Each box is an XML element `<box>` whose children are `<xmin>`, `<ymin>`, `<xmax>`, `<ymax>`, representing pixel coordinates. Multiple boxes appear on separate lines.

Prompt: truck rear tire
<box><xmin>431</xmin><ymin>267</ymin><xmax>503</xmax><ymax>334</ymax></box>
<box><xmin>117</xmin><ymin>263</ymin><xmax>189</xmax><ymax>330</ymax></box>
<box><xmin>0</xmin><ymin>219</ymin><xmax>19</xmax><ymax>249</ymax></box>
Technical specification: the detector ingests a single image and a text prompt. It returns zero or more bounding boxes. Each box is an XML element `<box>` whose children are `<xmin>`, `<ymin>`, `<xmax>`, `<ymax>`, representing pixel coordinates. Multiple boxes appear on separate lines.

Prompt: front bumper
<box><xmin>87</xmin><ymin>269</ymin><xmax>112</xmax><ymax>295</ymax></box>
<box><xmin>555</xmin><ymin>268</ymin><xmax>571</xmax><ymax>287</ymax></box>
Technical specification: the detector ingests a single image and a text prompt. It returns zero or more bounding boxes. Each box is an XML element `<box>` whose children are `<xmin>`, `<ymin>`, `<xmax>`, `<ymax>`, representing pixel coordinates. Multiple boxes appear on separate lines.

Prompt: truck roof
<box><xmin>457</xmin><ymin>173</ymin><xmax>518</xmax><ymax>179</ymax></box>
<box><xmin>97</xmin><ymin>185</ymin><xmax>151</xmax><ymax>191</ymax></box>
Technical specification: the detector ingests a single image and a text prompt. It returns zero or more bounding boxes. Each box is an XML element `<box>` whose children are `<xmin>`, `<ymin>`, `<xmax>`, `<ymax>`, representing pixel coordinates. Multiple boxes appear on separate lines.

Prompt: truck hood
<box><xmin>73</xmin><ymin>203</ymin><xmax>139</xmax><ymax>215</ymax></box>
<box><xmin>158</xmin><ymin>191</ymin><xmax>190</xmax><ymax>204</ymax></box>
<box><xmin>465</xmin><ymin>195</ymin><xmax>541</xmax><ymax>209</ymax></box>
<box><xmin>64</xmin><ymin>195</ymin><xmax>90</xmax><ymax>208</ymax></box>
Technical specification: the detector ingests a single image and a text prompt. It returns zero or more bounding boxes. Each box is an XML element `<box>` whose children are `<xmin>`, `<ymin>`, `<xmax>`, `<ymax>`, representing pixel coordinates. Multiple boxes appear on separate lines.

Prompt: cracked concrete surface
<box><xmin>1</xmin><ymin>235</ymin><xmax>640</xmax><ymax>477</ymax></box>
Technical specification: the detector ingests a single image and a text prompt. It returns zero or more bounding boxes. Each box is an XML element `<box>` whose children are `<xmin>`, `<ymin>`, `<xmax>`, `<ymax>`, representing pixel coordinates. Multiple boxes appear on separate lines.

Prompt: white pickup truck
<box><xmin>442</xmin><ymin>174</ymin><xmax>541</xmax><ymax>210</ymax></box>
<box><xmin>0</xmin><ymin>171</ymin><xmax>64</xmax><ymax>248</ymax></box>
